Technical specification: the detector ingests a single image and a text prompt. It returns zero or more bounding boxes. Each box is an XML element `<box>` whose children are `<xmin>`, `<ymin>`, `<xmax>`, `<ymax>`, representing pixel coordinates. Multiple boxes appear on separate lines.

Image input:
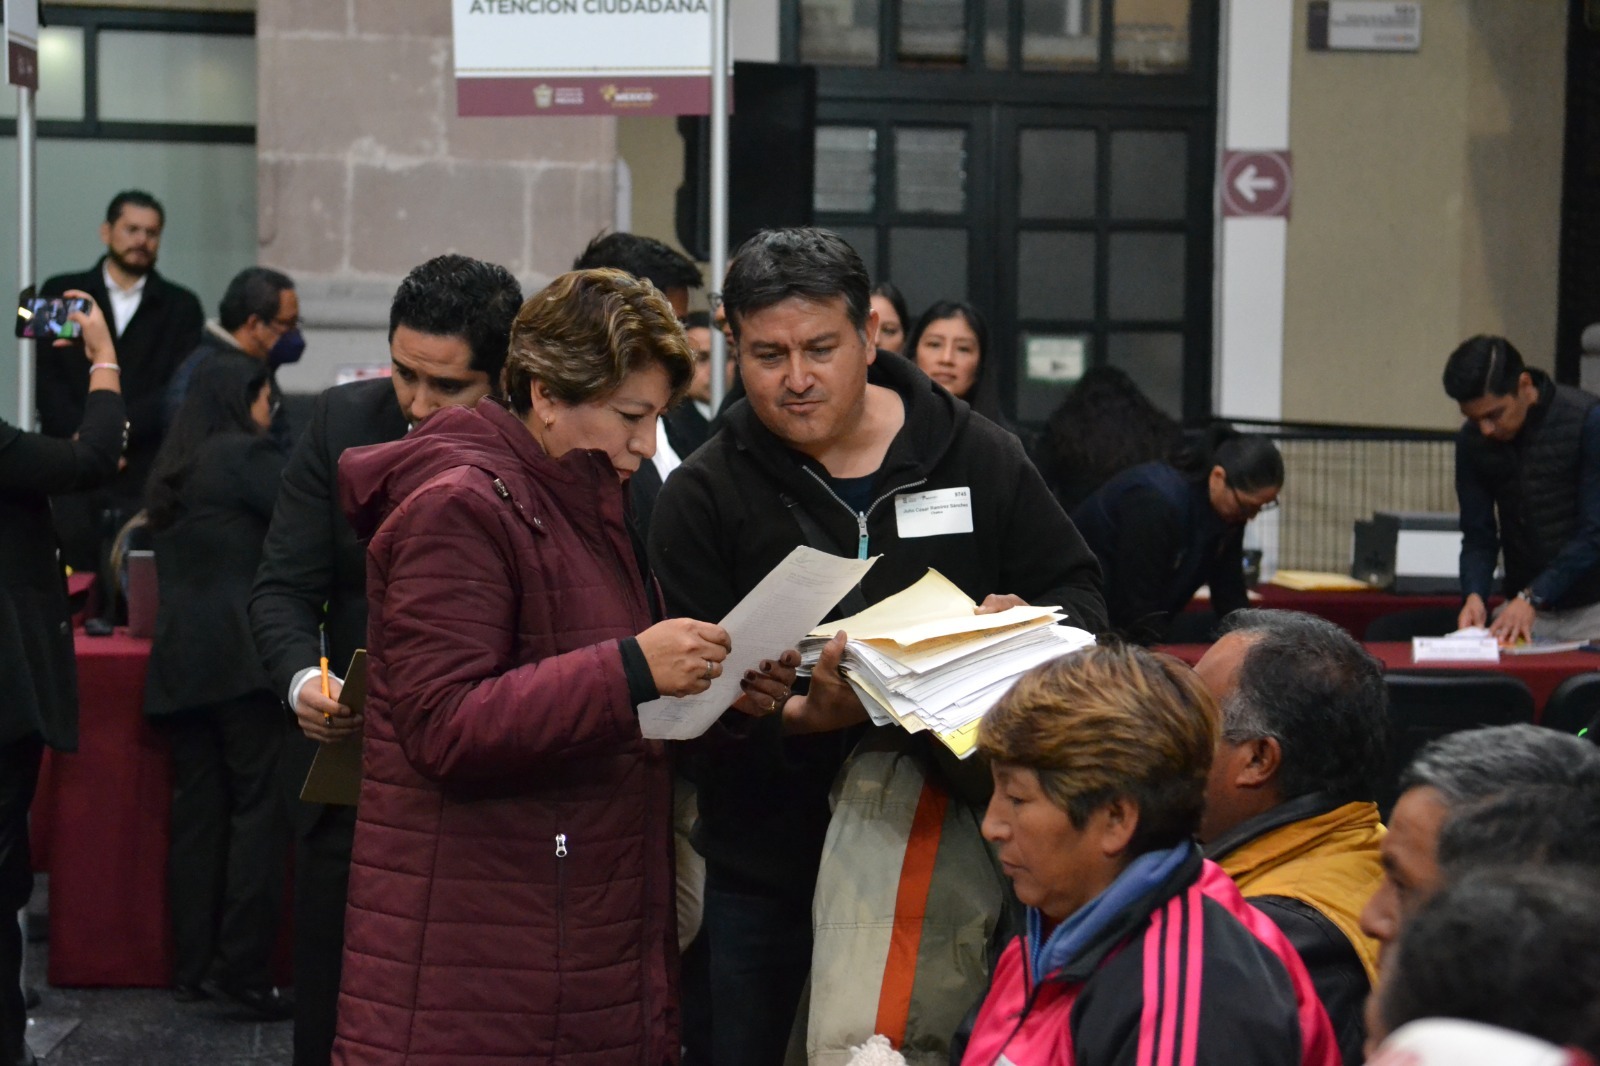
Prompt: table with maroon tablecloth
<box><xmin>30</xmin><ymin>628</ymin><xmax>291</xmax><ymax>988</ymax></box>
<box><xmin>30</xmin><ymin>628</ymin><xmax>173</xmax><ymax>987</ymax></box>
<box><xmin>1186</xmin><ymin>584</ymin><xmax>1476</xmax><ymax>638</ymax></box>
<box><xmin>1161</xmin><ymin>641</ymin><xmax>1599</xmax><ymax>718</ymax></box>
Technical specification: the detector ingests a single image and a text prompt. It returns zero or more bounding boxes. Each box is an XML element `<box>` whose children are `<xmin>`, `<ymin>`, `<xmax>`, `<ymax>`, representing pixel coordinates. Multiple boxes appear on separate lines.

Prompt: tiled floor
<box><xmin>22</xmin><ymin>882</ymin><xmax>292</xmax><ymax>1065</ymax></box>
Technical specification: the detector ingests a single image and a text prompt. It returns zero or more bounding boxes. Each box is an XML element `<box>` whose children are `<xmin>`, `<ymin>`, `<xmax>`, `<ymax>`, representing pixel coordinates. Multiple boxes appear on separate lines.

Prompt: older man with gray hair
<box><xmin>1194</xmin><ymin>609</ymin><xmax>1389</xmax><ymax>1065</ymax></box>
<box><xmin>1359</xmin><ymin>722</ymin><xmax>1600</xmax><ymax>954</ymax></box>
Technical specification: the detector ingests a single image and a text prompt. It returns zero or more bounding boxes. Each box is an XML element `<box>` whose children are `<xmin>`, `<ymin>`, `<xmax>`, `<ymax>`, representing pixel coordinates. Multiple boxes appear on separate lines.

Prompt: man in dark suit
<box><xmin>663</xmin><ymin>310</ymin><xmax>719</xmax><ymax>459</ymax></box>
<box><xmin>38</xmin><ymin>190</ymin><xmax>203</xmax><ymax>572</ymax></box>
<box><xmin>570</xmin><ymin>232</ymin><xmax>704</xmax><ymax>539</ymax></box>
<box><xmin>248</xmin><ymin>254</ymin><xmax>521</xmax><ymax>1066</ymax></box>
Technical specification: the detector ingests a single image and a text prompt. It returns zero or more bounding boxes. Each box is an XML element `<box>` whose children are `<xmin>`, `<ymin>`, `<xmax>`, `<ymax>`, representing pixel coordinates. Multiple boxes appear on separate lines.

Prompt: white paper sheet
<box><xmin>1412</xmin><ymin>635</ymin><xmax>1499</xmax><ymax>663</ymax></box>
<box><xmin>638</xmin><ymin>546</ymin><xmax>877</xmax><ymax>741</ymax></box>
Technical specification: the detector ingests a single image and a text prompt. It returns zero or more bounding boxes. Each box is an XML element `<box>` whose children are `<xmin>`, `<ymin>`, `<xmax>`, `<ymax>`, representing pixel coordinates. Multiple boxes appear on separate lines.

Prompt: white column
<box><xmin>1214</xmin><ymin>0</ymin><xmax>1293</xmax><ymax>422</ymax></box>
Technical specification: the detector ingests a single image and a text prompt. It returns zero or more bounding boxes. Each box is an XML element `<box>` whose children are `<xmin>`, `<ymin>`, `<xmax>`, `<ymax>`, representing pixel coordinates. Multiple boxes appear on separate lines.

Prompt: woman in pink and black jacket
<box><xmin>961</xmin><ymin>645</ymin><xmax>1340</xmax><ymax>1066</ymax></box>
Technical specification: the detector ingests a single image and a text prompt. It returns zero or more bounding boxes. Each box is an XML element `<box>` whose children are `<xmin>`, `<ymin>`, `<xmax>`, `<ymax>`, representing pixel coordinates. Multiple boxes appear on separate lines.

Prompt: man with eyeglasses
<box><xmin>1444</xmin><ymin>335</ymin><xmax>1600</xmax><ymax>644</ymax></box>
<box><xmin>1071</xmin><ymin>432</ymin><xmax>1284</xmax><ymax>644</ymax></box>
<box><xmin>165</xmin><ymin>266</ymin><xmax>303</xmax><ymax>451</ymax></box>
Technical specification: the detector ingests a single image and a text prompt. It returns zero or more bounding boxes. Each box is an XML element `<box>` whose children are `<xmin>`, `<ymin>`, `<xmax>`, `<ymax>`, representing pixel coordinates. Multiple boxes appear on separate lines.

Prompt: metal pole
<box><xmin>17</xmin><ymin>80</ymin><xmax>35</xmax><ymax>427</ymax></box>
<box><xmin>707</xmin><ymin>0</ymin><xmax>730</xmax><ymax>410</ymax></box>
<box><xmin>14</xmin><ymin>76</ymin><xmax>35</xmax><ymax>1009</ymax></box>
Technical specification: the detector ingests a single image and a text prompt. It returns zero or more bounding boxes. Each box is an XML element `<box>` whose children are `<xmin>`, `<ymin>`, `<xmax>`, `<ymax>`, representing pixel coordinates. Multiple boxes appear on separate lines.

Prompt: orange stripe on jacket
<box><xmin>874</xmin><ymin>780</ymin><xmax>950</xmax><ymax>1046</ymax></box>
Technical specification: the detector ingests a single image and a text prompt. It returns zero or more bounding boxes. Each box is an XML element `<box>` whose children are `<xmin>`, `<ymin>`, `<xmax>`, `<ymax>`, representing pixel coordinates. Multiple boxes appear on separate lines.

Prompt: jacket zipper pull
<box><xmin>856</xmin><ymin>511</ymin><xmax>868</xmax><ymax>560</ymax></box>
<box><xmin>555</xmin><ymin>833</ymin><xmax>567</xmax><ymax>858</ymax></box>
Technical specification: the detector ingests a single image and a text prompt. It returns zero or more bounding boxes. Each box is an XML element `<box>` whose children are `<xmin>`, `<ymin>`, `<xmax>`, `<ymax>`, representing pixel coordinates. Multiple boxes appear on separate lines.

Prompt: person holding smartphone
<box><xmin>1</xmin><ymin>294</ymin><xmax>125</xmax><ymax>1066</ymax></box>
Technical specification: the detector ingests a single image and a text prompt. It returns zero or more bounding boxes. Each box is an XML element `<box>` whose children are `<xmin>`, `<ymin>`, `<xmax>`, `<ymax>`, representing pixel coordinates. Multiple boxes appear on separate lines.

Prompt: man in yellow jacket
<box><xmin>1194</xmin><ymin>610</ymin><xmax>1387</xmax><ymax>1066</ymax></box>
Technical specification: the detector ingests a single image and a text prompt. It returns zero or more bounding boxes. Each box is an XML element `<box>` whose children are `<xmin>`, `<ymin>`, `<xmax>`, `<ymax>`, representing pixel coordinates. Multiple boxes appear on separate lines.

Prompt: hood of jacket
<box><xmin>201</xmin><ymin>320</ymin><xmax>250</xmax><ymax>355</ymax></box>
<box><xmin>1208</xmin><ymin>793</ymin><xmax>1386</xmax><ymax>985</ymax></box>
<box><xmin>1027</xmin><ymin>841</ymin><xmax>1194</xmax><ymax>986</ymax></box>
<box><xmin>720</xmin><ymin>351</ymin><xmax>971</xmax><ymax>495</ymax></box>
<box><xmin>338</xmin><ymin>399</ymin><xmax>622</xmax><ymax>541</ymax></box>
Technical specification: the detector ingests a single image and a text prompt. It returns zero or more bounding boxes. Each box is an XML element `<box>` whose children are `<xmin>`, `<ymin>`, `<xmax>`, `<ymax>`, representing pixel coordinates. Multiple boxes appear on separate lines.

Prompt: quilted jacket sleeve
<box><xmin>371</xmin><ymin>478</ymin><xmax>641</xmax><ymax>783</ymax></box>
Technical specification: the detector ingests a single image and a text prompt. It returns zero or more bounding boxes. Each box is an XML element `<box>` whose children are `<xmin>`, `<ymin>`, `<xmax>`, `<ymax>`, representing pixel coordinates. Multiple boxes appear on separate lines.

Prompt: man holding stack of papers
<box><xmin>649</xmin><ymin>229</ymin><xmax>1106</xmax><ymax>1065</ymax></box>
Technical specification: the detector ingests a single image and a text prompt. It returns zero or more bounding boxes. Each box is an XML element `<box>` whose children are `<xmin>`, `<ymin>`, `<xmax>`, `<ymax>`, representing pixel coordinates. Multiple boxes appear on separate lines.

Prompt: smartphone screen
<box><xmin>15</xmin><ymin>296</ymin><xmax>90</xmax><ymax>340</ymax></box>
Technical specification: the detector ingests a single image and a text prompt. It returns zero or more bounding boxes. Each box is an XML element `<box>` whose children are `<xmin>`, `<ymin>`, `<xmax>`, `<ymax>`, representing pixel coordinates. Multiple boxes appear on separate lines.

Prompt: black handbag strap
<box><xmin>780</xmin><ymin>492</ymin><xmax>871</xmax><ymax>618</ymax></box>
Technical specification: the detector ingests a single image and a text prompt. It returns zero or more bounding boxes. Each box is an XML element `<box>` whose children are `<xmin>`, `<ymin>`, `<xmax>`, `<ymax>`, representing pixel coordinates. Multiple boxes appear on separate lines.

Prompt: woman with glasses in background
<box><xmin>1070</xmin><ymin>430</ymin><xmax>1283</xmax><ymax>644</ymax></box>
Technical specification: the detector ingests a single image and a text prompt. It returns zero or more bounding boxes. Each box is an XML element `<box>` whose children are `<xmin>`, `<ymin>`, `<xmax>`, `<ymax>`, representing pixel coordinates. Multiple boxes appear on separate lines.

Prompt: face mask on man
<box><xmin>268</xmin><ymin>328</ymin><xmax>306</xmax><ymax>368</ymax></box>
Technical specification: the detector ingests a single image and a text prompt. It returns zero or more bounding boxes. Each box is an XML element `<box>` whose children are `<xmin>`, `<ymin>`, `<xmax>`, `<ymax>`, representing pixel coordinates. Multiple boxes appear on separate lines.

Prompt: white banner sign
<box><xmin>452</xmin><ymin>0</ymin><xmax>716</xmax><ymax>117</ymax></box>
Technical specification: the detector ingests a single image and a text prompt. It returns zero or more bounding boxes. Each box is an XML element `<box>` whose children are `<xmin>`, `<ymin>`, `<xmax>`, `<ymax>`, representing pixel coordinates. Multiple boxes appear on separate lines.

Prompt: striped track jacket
<box><xmin>962</xmin><ymin>851</ymin><xmax>1340</xmax><ymax>1066</ymax></box>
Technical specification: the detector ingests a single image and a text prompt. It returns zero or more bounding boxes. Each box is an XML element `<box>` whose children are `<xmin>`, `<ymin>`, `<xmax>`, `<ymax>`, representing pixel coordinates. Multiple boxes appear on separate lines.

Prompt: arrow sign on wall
<box><xmin>1221</xmin><ymin>150</ymin><xmax>1293</xmax><ymax>218</ymax></box>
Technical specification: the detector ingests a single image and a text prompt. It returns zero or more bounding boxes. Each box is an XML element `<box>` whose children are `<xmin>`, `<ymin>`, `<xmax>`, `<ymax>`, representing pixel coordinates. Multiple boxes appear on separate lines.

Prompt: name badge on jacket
<box><xmin>895</xmin><ymin>487</ymin><xmax>974</xmax><ymax>538</ymax></box>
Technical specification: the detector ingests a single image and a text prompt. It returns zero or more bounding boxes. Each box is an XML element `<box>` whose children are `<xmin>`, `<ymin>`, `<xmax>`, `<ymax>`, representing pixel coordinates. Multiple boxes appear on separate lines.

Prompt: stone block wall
<box><xmin>257</xmin><ymin>0</ymin><xmax>617</xmax><ymax>391</ymax></box>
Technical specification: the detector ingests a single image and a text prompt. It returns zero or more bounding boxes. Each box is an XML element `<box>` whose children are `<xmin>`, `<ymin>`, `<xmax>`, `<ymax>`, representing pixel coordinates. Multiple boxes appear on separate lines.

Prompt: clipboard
<box><xmin>299</xmin><ymin>649</ymin><xmax>368</xmax><ymax>806</ymax></box>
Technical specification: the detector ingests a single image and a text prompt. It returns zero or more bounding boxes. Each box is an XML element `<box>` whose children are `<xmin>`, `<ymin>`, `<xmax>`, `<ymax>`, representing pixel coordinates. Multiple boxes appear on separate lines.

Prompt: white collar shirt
<box><xmin>651</xmin><ymin>420</ymin><xmax>682</xmax><ymax>481</ymax></box>
<box><xmin>102</xmin><ymin>264</ymin><xmax>147</xmax><ymax>338</ymax></box>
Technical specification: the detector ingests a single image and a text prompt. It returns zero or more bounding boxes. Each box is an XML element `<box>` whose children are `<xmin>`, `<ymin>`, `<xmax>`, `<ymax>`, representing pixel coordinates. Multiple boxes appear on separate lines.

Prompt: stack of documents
<box><xmin>800</xmin><ymin>570</ymin><xmax>1095</xmax><ymax>758</ymax></box>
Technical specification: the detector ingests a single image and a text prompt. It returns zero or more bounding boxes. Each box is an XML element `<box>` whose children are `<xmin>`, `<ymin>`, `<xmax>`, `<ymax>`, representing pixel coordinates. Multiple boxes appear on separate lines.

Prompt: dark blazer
<box><xmin>144</xmin><ymin>434</ymin><xmax>286</xmax><ymax>717</ymax></box>
<box><xmin>628</xmin><ymin>404</ymin><xmax>714</xmax><ymax>542</ymax></box>
<box><xmin>248</xmin><ymin>378</ymin><xmax>408</xmax><ymax>834</ymax></box>
<box><xmin>38</xmin><ymin>260</ymin><xmax>204</xmax><ymax>504</ymax></box>
<box><xmin>664</xmin><ymin>401</ymin><xmax>713</xmax><ymax>458</ymax></box>
<box><xmin>0</xmin><ymin>389</ymin><xmax>126</xmax><ymax>749</ymax></box>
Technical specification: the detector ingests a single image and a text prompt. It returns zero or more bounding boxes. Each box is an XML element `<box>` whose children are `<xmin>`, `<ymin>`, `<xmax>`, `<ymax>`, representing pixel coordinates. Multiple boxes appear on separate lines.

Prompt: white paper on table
<box><xmin>1412</xmin><ymin>635</ymin><xmax>1499</xmax><ymax>663</ymax></box>
<box><xmin>638</xmin><ymin>546</ymin><xmax>877</xmax><ymax>741</ymax></box>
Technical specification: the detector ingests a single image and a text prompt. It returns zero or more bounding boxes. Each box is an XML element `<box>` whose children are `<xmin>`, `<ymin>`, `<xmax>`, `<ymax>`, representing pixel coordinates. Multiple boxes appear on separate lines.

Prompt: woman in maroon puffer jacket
<box><xmin>330</xmin><ymin>269</ymin><xmax>784</xmax><ymax>1065</ymax></box>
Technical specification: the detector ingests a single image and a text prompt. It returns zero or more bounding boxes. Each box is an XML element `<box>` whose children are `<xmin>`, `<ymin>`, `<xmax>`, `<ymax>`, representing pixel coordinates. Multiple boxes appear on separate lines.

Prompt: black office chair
<box><xmin>1541</xmin><ymin>672</ymin><xmax>1600</xmax><ymax>744</ymax></box>
<box><xmin>1380</xmin><ymin>673</ymin><xmax>1537</xmax><ymax>814</ymax></box>
<box><xmin>1364</xmin><ymin>606</ymin><xmax>1461</xmax><ymax>642</ymax></box>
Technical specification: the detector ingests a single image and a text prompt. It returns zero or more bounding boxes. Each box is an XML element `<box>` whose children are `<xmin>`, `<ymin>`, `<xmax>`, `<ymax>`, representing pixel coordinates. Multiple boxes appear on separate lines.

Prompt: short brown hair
<box><xmin>502</xmin><ymin>268</ymin><xmax>694</xmax><ymax>415</ymax></box>
<box><xmin>978</xmin><ymin>644</ymin><xmax>1218</xmax><ymax>854</ymax></box>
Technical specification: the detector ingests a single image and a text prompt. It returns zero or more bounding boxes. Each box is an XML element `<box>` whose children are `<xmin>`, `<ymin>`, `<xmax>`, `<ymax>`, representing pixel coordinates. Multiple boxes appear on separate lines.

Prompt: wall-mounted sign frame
<box><xmin>1307</xmin><ymin>1</ymin><xmax>1422</xmax><ymax>54</ymax></box>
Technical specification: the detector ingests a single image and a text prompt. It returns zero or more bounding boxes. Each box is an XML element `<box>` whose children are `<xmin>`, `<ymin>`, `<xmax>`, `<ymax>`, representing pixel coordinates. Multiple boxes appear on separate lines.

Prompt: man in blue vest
<box><xmin>1445</xmin><ymin>334</ymin><xmax>1600</xmax><ymax>644</ymax></box>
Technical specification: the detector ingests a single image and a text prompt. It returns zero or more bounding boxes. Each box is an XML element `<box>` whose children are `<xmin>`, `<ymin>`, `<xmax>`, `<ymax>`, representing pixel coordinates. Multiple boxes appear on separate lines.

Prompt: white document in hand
<box><xmin>637</xmin><ymin>546</ymin><xmax>877</xmax><ymax>741</ymax></box>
